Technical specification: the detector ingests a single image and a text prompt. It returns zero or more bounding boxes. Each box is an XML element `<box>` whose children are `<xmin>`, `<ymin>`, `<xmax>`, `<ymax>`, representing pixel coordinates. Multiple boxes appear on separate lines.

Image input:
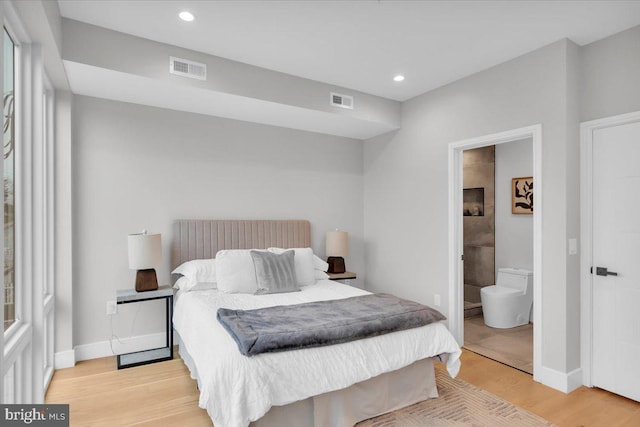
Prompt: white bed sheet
<box><xmin>173</xmin><ymin>280</ymin><xmax>461</xmax><ymax>427</ymax></box>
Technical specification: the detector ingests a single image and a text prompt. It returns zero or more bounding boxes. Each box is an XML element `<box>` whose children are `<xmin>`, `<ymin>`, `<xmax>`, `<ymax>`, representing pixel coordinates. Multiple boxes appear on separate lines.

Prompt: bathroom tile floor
<box><xmin>463</xmin><ymin>314</ymin><xmax>533</xmax><ymax>374</ymax></box>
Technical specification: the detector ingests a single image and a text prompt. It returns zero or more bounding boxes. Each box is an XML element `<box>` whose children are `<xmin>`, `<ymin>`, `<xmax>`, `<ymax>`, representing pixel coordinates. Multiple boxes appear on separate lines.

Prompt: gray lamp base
<box><xmin>135</xmin><ymin>269</ymin><xmax>158</xmax><ymax>292</ymax></box>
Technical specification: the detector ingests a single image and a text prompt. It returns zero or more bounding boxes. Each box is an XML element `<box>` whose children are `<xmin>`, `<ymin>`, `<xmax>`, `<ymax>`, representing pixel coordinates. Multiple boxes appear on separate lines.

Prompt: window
<box><xmin>3</xmin><ymin>28</ymin><xmax>15</xmax><ymax>332</ymax></box>
<box><xmin>1</xmin><ymin>8</ymin><xmax>57</xmax><ymax>401</ymax></box>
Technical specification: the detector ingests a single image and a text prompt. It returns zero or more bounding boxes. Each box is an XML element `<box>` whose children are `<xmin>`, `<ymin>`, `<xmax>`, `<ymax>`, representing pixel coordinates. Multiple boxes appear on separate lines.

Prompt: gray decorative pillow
<box><xmin>250</xmin><ymin>250</ymin><xmax>299</xmax><ymax>294</ymax></box>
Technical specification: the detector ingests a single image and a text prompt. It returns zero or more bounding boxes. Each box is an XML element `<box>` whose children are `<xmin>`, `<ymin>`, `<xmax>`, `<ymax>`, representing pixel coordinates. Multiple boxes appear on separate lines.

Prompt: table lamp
<box><xmin>128</xmin><ymin>230</ymin><xmax>162</xmax><ymax>292</ymax></box>
<box><xmin>326</xmin><ymin>230</ymin><xmax>348</xmax><ymax>274</ymax></box>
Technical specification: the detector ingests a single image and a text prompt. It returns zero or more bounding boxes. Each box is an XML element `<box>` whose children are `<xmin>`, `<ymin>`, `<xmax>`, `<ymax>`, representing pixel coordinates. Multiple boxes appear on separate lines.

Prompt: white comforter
<box><xmin>173</xmin><ymin>280</ymin><xmax>461</xmax><ymax>427</ymax></box>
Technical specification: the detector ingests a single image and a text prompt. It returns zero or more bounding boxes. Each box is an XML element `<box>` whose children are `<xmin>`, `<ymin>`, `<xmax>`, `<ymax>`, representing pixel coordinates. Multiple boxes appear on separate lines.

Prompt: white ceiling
<box><xmin>58</xmin><ymin>1</ymin><xmax>640</xmax><ymax>101</ymax></box>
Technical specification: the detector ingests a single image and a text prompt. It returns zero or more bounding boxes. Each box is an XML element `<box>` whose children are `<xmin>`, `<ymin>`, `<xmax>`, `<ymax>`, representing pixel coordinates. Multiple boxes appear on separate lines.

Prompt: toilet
<box><xmin>480</xmin><ymin>268</ymin><xmax>533</xmax><ymax>329</ymax></box>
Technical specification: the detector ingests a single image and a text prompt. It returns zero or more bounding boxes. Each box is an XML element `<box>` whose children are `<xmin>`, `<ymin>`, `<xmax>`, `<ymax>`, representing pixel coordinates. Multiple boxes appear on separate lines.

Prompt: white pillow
<box><xmin>173</xmin><ymin>276</ymin><xmax>190</xmax><ymax>290</ymax></box>
<box><xmin>173</xmin><ymin>276</ymin><xmax>217</xmax><ymax>292</ymax></box>
<box><xmin>268</xmin><ymin>247</ymin><xmax>315</xmax><ymax>286</ymax></box>
<box><xmin>216</xmin><ymin>249</ymin><xmax>264</xmax><ymax>294</ymax></box>
<box><xmin>312</xmin><ymin>254</ymin><xmax>329</xmax><ymax>272</ymax></box>
<box><xmin>314</xmin><ymin>270</ymin><xmax>329</xmax><ymax>280</ymax></box>
<box><xmin>172</xmin><ymin>259</ymin><xmax>217</xmax><ymax>283</ymax></box>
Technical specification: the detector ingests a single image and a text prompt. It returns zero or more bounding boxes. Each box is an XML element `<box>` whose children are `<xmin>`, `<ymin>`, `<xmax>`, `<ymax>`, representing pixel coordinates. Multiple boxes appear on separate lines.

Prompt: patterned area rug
<box><xmin>357</xmin><ymin>369</ymin><xmax>556</xmax><ymax>427</ymax></box>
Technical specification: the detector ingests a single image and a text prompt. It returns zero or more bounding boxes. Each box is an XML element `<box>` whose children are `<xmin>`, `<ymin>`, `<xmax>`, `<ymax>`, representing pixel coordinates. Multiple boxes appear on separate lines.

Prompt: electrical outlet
<box><xmin>106</xmin><ymin>300</ymin><xmax>117</xmax><ymax>315</ymax></box>
<box><xmin>434</xmin><ymin>294</ymin><xmax>441</xmax><ymax>307</ymax></box>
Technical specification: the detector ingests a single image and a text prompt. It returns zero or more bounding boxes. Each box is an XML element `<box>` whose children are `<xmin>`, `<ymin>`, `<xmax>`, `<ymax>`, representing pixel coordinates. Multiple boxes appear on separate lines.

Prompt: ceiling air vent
<box><xmin>170</xmin><ymin>56</ymin><xmax>207</xmax><ymax>81</ymax></box>
<box><xmin>330</xmin><ymin>92</ymin><xmax>354</xmax><ymax>109</ymax></box>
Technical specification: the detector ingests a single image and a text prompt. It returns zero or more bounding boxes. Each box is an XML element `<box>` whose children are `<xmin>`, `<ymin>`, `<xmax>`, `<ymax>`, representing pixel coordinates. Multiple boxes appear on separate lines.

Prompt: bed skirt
<box><xmin>252</xmin><ymin>357</ymin><xmax>437</xmax><ymax>427</ymax></box>
<box><xmin>178</xmin><ymin>337</ymin><xmax>438</xmax><ymax>427</ymax></box>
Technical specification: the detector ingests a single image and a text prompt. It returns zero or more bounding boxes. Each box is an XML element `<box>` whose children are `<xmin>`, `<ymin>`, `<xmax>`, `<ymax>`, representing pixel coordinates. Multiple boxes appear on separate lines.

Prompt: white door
<box><xmin>591</xmin><ymin>120</ymin><xmax>640</xmax><ymax>402</ymax></box>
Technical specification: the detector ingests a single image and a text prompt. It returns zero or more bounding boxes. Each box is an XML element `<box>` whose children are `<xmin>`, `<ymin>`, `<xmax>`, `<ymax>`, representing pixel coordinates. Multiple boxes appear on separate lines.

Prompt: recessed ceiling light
<box><xmin>393</xmin><ymin>75</ymin><xmax>405</xmax><ymax>82</ymax></box>
<box><xmin>179</xmin><ymin>11</ymin><xmax>195</xmax><ymax>22</ymax></box>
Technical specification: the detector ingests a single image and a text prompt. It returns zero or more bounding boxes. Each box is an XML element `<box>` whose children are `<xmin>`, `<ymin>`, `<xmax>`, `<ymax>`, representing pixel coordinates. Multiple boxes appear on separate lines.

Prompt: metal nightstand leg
<box><xmin>116</xmin><ymin>293</ymin><xmax>174</xmax><ymax>369</ymax></box>
<box><xmin>167</xmin><ymin>295</ymin><xmax>173</xmax><ymax>358</ymax></box>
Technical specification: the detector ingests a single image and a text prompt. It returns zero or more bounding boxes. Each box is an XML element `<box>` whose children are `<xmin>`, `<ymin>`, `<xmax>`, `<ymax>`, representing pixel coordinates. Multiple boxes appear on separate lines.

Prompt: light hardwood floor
<box><xmin>45</xmin><ymin>349</ymin><xmax>640</xmax><ymax>427</ymax></box>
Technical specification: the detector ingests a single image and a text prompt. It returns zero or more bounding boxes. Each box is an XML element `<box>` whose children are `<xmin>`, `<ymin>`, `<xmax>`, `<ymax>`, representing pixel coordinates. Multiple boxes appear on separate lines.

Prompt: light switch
<box><xmin>569</xmin><ymin>238</ymin><xmax>578</xmax><ymax>255</ymax></box>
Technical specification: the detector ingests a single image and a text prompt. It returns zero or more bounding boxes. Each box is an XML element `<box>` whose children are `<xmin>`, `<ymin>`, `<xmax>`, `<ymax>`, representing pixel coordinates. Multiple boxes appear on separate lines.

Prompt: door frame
<box><xmin>580</xmin><ymin>110</ymin><xmax>640</xmax><ymax>387</ymax></box>
<box><xmin>448</xmin><ymin>124</ymin><xmax>542</xmax><ymax>380</ymax></box>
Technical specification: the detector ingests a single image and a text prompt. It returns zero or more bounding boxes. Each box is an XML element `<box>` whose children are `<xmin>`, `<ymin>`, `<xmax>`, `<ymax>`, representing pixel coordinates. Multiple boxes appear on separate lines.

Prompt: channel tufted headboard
<box><xmin>171</xmin><ymin>220</ymin><xmax>311</xmax><ymax>271</ymax></box>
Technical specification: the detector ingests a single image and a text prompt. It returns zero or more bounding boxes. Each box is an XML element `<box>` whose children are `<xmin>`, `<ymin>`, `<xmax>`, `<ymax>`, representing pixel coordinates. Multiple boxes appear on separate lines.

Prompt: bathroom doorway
<box><xmin>448</xmin><ymin>125</ymin><xmax>542</xmax><ymax>379</ymax></box>
<box><xmin>461</xmin><ymin>140</ymin><xmax>534</xmax><ymax>374</ymax></box>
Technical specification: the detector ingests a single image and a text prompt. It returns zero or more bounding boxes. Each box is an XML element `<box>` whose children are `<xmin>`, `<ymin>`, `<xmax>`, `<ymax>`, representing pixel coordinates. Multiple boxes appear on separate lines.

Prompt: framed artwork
<box><xmin>463</xmin><ymin>187</ymin><xmax>484</xmax><ymax>216</ymax></box>
<box><xmin>512</xmin><ymin>176</ymin><xmax>533</xmax><ymax>214</ymax></box>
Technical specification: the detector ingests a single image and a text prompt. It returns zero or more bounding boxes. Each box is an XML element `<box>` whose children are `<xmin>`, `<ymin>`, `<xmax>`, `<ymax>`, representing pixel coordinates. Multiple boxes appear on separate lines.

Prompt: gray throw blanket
<box><xmin>217</xmin><ymin>293</ymin><xmax>446</xmax><ymax>356</ymax></box>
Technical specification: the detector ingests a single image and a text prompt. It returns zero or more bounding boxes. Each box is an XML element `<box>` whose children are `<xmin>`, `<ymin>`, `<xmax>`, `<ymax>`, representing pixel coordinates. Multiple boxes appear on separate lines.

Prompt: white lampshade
<box><xmin>128</xmin><ymin>232</ymin><xmax>162</xmax><ymax>270</ymax></box>
<box><xmin>326</xmin><ymin>231</ymin><xmax>348</xmax><ymax>258</ymax></box>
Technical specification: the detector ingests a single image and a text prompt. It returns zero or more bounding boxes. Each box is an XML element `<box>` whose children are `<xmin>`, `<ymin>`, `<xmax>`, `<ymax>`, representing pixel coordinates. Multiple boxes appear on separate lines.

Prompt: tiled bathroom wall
<box><xmin>463</xmin><ymin>146</ymin><xmax>495</xmax><ymax>303</ymax></box>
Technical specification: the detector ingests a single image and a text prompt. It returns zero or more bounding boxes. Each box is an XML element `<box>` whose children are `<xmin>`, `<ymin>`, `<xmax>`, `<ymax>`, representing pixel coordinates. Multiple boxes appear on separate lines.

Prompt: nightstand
<box><xmin>327</xmin><ymin>271</ymin><xmax>357</xmax><ymax>286</ymax></box>
<box><xmin>116</xmin><ymin>285</ymin><xmax>174</xmax><ymax>369</ymax></box>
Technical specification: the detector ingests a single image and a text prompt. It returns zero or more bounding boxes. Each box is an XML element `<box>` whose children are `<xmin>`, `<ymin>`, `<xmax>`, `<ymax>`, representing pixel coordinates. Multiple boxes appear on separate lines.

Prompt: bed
<box><xmin>171</xmin><ymin>220</ymin><xmax>461</xmax><ymax>427</ymax></box>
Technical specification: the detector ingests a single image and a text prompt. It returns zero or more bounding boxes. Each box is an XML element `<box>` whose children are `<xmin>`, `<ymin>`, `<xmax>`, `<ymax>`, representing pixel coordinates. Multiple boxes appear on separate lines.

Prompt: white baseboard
<box><xmin>535</xmin><ymin>365</ymin><xmax>583</xmax><ymax>393</ymax></box>
<box><xmin>75</xmin><ymin>332</ymin><xmax>175</xmax><ymax>362</ymax></box>
<box><xmin>54</xmin><ymin>349</ymin><xmax>76</xmax><ymax>369</ymax></box>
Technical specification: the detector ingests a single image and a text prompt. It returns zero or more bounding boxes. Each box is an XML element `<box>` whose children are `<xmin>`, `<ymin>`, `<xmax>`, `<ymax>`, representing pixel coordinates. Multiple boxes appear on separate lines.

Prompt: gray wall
<box><xmin>565</xmin><ymin>40</ymin><xmax>582</xmax><ymax>369</ymax></box>
<box><xmin>495</xmin><ymin>138</ymin><xmax>533</xmax><ymax>278</ymax></box>
<box><xmin>581</xmin><ymin>25</ymin><xmax>640</xmax><ymax>122</ymax></box>
<box><xmin>364</xmin><ymin>39</ymin><xmax>581</xmax><ymax>374</ymax></box>
<box><xmin>72</xmin><ymin>95</ymin><xmax>365</xmax><ymax>347</ymax></box>
<box><xmin>54</xmin><ymin>90</ymin><xmax>73</xmax><ymax>354</ymax></box>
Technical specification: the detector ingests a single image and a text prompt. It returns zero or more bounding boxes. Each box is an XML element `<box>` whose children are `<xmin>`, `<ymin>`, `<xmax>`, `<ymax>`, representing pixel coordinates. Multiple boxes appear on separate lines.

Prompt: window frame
<box><xmin>1</xmin><ymin>0</ymin><xmax>56</xmax><ymax>403</ymax></box>
<box><xmin>3</xmin><ymin>9</ymin><xmax>22</xmax><ymax>345</ymax></box>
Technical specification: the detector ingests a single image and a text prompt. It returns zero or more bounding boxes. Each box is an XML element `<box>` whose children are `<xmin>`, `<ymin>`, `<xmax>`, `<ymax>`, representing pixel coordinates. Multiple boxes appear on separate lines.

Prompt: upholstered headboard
<box><xmin>171</xmin><ymin>220</ymin><xmax>311</xmax><ymax>270</ymax></box>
